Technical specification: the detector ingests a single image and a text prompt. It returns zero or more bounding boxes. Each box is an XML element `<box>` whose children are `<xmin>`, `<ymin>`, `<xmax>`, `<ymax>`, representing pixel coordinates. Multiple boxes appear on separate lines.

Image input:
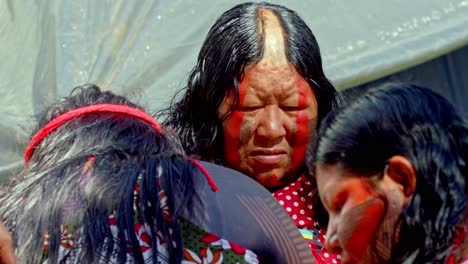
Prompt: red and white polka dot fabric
<box><xmin>273</xmin><ymin>175</ymin><xmax>341</xmax><ymax>264</ymax></box>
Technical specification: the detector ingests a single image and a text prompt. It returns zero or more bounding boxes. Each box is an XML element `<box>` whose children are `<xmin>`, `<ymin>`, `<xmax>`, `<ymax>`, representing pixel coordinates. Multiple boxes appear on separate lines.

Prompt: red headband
<box><xmin>24</xmin><ymin>103</ymin><xmax>162</xmax><ymax>163</ymax></box>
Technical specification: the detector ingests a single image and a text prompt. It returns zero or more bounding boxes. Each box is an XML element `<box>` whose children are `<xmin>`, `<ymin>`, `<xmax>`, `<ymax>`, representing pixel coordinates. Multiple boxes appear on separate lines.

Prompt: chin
<box><xmin>253</xmin><ymin>171</ymin><xmax>288</xmax><ymax>190</ymax></box>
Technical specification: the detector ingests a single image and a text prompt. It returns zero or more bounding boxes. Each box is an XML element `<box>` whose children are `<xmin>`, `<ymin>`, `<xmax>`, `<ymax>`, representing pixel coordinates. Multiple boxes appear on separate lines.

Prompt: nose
<box><xmin>255</xmin><ymin>105</ymin><xmax>286</xmax><ymax>141</ymax></box>
<box><xmin>325</xmin><ymin>221</ymin><xmax>342</xmax><ymax>255</ymax></box>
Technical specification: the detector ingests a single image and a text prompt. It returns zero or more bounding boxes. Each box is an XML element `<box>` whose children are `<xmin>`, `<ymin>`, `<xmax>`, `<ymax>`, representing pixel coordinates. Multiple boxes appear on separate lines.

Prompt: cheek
<box><xmin>370</xmin><ymin>189</ymin><xmax>405</xmax><ymax>261</ymax></box>
<box><xmin>289</xmin><ymin>82</ymin><xmax>316</xmax><ymax>173</ymax></box>
<box><xmin>338</xmin><ymin>198</ymin><xmax>385</xmax><ymax>261</ymax></box>
<box><xmin>222</xmin><ymin>89</ymin><xmax>250</xmax><ymax>167</ymax></box>
<box><xmin>239</xmin><ymin>116</ymin><xmax>253</xmax><ymax>144</ymax></box>
<box><xmin>289</xmin><ymin>111</ymin><xmax>310</xmax><ymax>171</ymax></box>
<box><xmin>223</xmin><ymin>111</ymin><xmax>246</xmax><ymax>166</ymax></box>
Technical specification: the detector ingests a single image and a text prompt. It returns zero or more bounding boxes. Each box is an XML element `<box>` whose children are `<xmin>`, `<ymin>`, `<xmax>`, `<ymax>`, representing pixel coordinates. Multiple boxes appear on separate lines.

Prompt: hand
<box><xmin>0</xmin><ymin>223</ymin><xmax>15</xmax><ymax>264</ymax></box>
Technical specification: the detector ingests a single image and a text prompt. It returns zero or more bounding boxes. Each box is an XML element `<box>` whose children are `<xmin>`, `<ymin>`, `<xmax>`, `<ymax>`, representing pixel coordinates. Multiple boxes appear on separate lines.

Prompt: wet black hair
<box><xmin>159</xmin><ymin>2</ymin><xmax>336</xmax><ymax>164</ymax></box>
<box><xmin>0</xmin><ymin>84</ymin><xmax>201</xmax><ymax>263</ymax></box>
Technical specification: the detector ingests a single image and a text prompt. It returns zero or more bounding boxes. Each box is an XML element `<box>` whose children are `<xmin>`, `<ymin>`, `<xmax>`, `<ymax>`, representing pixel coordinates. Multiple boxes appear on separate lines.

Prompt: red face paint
<box><xmin>341</xmin><ymin>197</ymin><xmax>385</xmax><ymax>261</ymax></box>
<box><xmin>220</xmin><ymin>62</ymin><xmax>317</xmax><ymax>190</ymax></box>
<box><xmin>318</xmin><ymin>165</ymin><xmax>405</xmax><ymax>264</ymax></box>
<box><xmin>261</xmin><ymin>173</ymin><xmax>279</xmax><ymax>187</ymax></box>
<box><xmin>222</xmin><ymin>83</ymin><xmax>279</xmax><ymax>187</ymax></box>
<box><xmin>288</xmin><ymin>79</ymin><xmax>316</xmax><ymax>180</ymax></box>
<box><xmin>222</xmin><ymin>88</ymin><xmax>247</xmax><ymax>176</ymax></box>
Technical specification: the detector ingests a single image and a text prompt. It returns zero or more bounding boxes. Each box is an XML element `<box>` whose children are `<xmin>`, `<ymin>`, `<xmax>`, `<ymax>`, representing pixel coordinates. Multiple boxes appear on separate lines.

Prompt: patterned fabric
<box><xmin>181</xmin><ymin>219</ymin><xmax>259</xmax><ymax>264</ymax></box>
<box><xmin>42</xmin><ymin>216</ymin><xmax>259</xmax><ymax>263</ymax></box>
<box><xmin>273</xmin><ymin>175</ymin><xmax>341</xmax><ymax>264</ymax></box>
<box><xmin>41</xmin><ymin>160</ymin><xmax>259</xmax><ymax>263</ymax></box>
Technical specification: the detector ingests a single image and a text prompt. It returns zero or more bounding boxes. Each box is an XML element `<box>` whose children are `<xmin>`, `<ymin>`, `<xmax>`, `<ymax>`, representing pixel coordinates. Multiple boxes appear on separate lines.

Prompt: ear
<box><xmin>385</xmin><ymin>156</ymin><xmax>417</xmax><ymax>199</ymax></box>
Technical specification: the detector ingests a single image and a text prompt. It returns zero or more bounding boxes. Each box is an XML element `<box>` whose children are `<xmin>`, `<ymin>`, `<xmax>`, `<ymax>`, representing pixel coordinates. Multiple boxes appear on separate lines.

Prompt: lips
<box><xmin>250</xmin><ymin>149</ymin><xmax>288</xmax><ymax>165</ymax></box>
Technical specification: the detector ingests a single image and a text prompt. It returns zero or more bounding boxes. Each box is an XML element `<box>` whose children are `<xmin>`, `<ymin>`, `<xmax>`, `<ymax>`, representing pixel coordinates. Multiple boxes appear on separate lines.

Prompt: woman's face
<box><xmin>316</xmin><ymin>164</ymin><xmax>406</xmax><ymax>264</ymax></box>
<box><xmin>217</xmin><ymin>10</ymin><xmax>318</xmax><ymax>190</ymax></box>
<box><xmin>219</xmin><ymin>63</ymin><xmax>317</xmax><ymax>190</ymax></box>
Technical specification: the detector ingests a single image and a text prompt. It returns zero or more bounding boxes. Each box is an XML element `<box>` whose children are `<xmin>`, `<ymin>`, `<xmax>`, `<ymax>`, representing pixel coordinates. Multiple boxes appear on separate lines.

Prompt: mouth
<box><xmin>250</xmin><ymin>149</ymin><xmax>288</xmax><ymax>165</ymax></box>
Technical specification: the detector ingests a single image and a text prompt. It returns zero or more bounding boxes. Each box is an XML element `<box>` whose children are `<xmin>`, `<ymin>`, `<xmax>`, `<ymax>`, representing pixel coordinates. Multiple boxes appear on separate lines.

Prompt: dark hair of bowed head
<box><xmin>308</xmin><ymin>83</ymin><xmax>467</xmax><ymax>263</ymax></box>
<box><xmin>159</xmin><ymin>1</ymin><xmax>336</xmax><ymax>163</ymax></box>
<box><xmin>0</xmin><ymin>84</ymin><xmax>202</xmax><ymax>263</ymax></box>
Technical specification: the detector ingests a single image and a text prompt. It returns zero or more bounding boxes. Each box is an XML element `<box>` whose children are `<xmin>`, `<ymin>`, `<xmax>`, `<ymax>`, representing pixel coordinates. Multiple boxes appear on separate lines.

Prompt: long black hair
<box><xmin>159</xmin><ymin>2</ymin><xmax>336</xmax><ymax>164</ymax></box>
<box><xmin>0</xmin><ymin>84</ymin><xmax>201</xmax><ymax>263</ymax></box>
<box><xmin>308</xmin><ymin>83</ymin><xmax>467</xmax><ymax>263</ymax></box>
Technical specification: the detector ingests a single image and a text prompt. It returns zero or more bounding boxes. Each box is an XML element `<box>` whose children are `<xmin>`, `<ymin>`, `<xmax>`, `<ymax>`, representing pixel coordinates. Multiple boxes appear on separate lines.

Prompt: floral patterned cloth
<box><xmin>41</xmin><ymin>161</ymin><xmax>259</xmax><ymax>263</ymax></box>
<box><xmin>273</xmin><ymin>175</ymin><xmax>341</xmax><ymax>264</ymax></box>
<box><xmin>42</xmin><ymin>216</ymin><xmax>259</xmax><ymax>263</ymax></box>
<box><xmin>181</xmin><ymin>219</ymin><xmax>259</xmax><ymax>264</ymax></box>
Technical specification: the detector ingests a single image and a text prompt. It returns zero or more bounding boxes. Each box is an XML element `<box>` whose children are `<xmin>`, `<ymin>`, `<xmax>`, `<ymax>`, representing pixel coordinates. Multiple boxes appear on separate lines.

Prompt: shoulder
<box><xmin>187</xmin><ymin>160</ymin><xmax>315</xmax><ymax>264</ymax></box>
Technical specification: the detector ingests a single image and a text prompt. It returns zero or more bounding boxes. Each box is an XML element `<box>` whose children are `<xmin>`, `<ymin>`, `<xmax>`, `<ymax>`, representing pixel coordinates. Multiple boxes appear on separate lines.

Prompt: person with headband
<box><xmin>309</xmin><ymin>83</ymin><xmax>467</xmax><ymax>263</ymax></box>
<box><xmin>159</xmin><ymin>2</ymin><xmax>339</xmax><ymax>263</ymax></box>
<box><xmin>0</xmin><ymin>84</ymin><xmax>313</xmax><ymax>263</ymax></box>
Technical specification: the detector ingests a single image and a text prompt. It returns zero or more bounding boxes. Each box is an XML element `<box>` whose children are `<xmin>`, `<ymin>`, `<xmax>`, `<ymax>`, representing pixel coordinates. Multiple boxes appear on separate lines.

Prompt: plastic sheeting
<box><xmin>341</xmin><ymin>45</ymin><xmax>468</xmax><ymax>115</ymax></box>
<box><xmin>1</xmin><ymin>0</ymin><xmax>468</xmax><ymax>181</ymax></box>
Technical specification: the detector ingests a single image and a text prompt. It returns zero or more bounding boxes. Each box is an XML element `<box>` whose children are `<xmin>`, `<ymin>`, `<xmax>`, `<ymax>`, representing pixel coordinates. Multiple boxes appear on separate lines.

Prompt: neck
<box><xmin>269</xmin><ymin>173</ymin><xmax>306</xmax><ymax>193</ymax></box>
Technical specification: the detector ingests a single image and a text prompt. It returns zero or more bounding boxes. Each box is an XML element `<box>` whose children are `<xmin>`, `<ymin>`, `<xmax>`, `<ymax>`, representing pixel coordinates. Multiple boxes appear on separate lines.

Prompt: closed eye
<box><xmin>281</xmin><ymin>106</ymin><xmax>304</xmax><ymax>112</ymax></box>
<box><xmin>236</xmin><ymin>106</ymin><xmax>262</xmax><ymax>112</ymax></box>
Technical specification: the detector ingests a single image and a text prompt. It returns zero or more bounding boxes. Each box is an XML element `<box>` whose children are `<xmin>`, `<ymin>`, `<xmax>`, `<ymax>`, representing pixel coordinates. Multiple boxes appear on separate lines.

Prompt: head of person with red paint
<box><xmin>308</xmin><ymin>83</ymin><xmax>467</xmax><ymax>264</ymax></box>
<box><xmin>161</xmin><ymin>2</ymin><xmax>336</xmax><ymax>190</ymax></box>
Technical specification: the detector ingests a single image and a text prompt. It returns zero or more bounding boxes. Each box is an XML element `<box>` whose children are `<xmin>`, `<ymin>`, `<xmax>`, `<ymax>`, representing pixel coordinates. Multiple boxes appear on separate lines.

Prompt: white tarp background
<box><xmin>1</xmin><ymin>0</ymin><xmax>468</xmax><ymax>181</ymax></box>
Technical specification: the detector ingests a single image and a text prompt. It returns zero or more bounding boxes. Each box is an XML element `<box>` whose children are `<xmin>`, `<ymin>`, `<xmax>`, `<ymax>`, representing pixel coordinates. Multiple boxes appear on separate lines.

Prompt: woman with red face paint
<box><xmin>0</xmin><ymin>84</ymin><xmax>314</xmax><ymax>263</ymax></box>
<box><xmin>309</xmin><ymin>83</ymin><xmax>467</xmax><ymax>264</ymax></box>
<box><xmin>159</xmin><ymin>2</ymin><xmax>339</xmax><ymax>263</ymax></box>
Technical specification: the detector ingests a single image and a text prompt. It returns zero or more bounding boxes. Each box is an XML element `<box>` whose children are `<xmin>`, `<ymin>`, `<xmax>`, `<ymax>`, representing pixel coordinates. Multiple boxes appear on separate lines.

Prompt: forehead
<box><xmin>240</xmin><ymin>8</ymin><xmax>301</xmax><ymax>98</ymax></box>
<box><xmin>240</xmin><ymin>62</ymin><xmax>309</xmax><ymax>99</ymax></box>
<box><xmin>316</xmin><ymin>164</ymin><xmax>343</xmax><ymax>185</ymax></box>
<box><xmin>222</xmin><ymin>9</ymin><xmax>315</xmax><ymax>105</ymax></box>
<box><xmin>316</xmin><ymin>164</ymin><xmax>346</xmax><ymax>196</ymax></box>
<box><xmin>316</xmin><ymin>164</ymin><xmax>381</xmax><ymax>198</ymax></box>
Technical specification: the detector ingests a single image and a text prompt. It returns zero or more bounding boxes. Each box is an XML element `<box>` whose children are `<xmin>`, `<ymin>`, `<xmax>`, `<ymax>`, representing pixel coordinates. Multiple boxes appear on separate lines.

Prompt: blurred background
<box><xmin>1</xmin><ymin>0</ymin><xmax>467</xmax><ymax>181</ymax></box>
